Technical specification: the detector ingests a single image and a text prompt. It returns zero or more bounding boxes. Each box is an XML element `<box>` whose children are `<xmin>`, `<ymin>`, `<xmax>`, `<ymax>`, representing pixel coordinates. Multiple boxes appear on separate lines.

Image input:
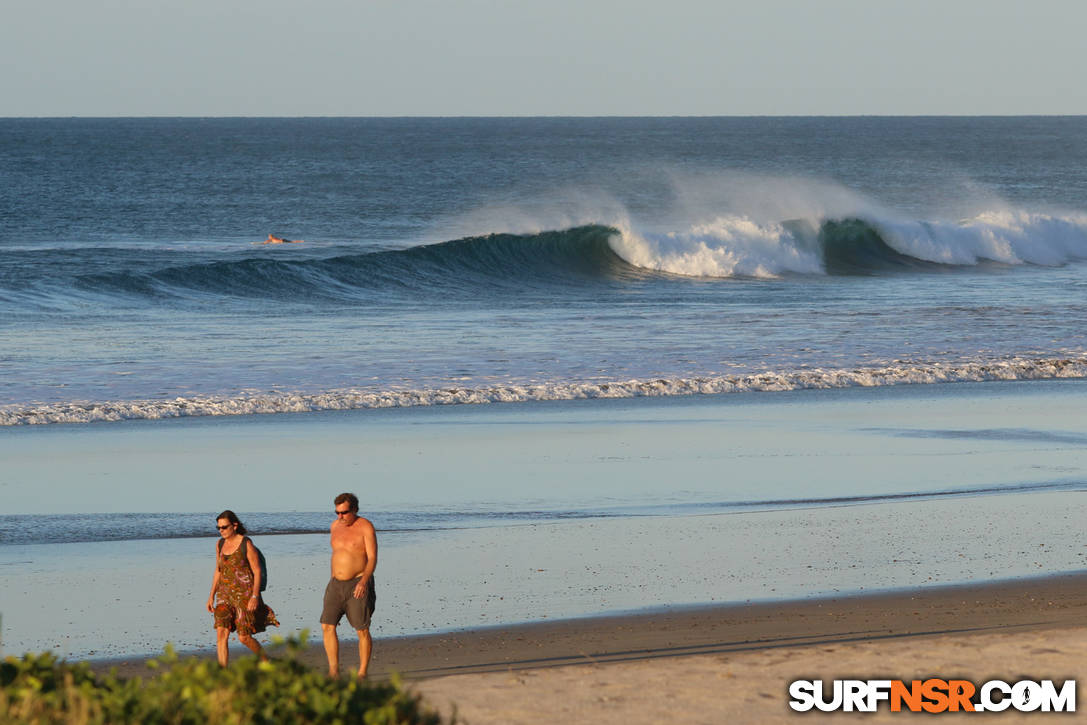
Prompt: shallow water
<box><xmin>2</xmin><ymin>379</ymin><xmax>1085</xmax><ymax>521</ymax></box>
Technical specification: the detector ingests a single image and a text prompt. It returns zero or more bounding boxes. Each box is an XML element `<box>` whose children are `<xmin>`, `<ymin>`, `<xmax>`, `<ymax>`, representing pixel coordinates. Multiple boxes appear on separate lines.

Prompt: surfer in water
<box><xmin>262</xmin><ymin>234</ymin><xmax>304</xmax><ymax>244</ymax></box>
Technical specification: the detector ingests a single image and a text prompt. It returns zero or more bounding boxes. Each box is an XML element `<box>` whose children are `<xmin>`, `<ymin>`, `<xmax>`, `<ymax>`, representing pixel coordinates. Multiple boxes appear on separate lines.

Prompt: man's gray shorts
<box><xmin>320</xmin><ymin>576</ymin><xmax>376</xmax><ymax>631</ymax></box>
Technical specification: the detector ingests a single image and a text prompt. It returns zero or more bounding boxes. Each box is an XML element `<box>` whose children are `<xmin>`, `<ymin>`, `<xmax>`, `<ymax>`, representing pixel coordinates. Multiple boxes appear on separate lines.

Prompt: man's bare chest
<box><xmin>331</xmin><ymin>529</ymin><xmax>366</xmax><ymax>551</ymax></box>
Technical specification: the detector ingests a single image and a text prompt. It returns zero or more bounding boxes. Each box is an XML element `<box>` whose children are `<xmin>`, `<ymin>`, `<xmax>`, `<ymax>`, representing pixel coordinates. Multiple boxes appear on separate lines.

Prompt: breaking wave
<box><xmin>612</xmin><ymin>209</ymin><xmax>1087</xmax><ymax>278</ymax></box>
<box><xmin>4</xmin><ymin>355</ymin><xmax>1086</xmax><ymax>426</ymax></box>
<box><xmin>7</xmin><ymin>208</ymin><xmax>1087</xmax><ymax>310</ymax></box>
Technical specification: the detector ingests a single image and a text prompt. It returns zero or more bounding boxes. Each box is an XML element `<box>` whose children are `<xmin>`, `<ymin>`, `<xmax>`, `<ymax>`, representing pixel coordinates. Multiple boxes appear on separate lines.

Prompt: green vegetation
<box><xmin>1</xmin><ymin>635</ymin><xmax>448</xmax><ymax>724</ymax></box>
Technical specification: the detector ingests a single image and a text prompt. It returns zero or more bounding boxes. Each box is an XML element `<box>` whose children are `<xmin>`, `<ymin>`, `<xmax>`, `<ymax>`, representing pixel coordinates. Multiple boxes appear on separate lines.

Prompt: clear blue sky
<box><xmin>2</xmin><ymin>0</ymin><xmax>1083</xmax><ymax>116</ymax></box>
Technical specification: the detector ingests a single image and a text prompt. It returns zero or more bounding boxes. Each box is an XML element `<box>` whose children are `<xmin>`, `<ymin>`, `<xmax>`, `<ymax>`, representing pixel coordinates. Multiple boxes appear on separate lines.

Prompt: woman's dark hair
<box><xmin>216</xmin><ymin>510</ymin><xmax>248</xmax><ymax>536</ymax></box>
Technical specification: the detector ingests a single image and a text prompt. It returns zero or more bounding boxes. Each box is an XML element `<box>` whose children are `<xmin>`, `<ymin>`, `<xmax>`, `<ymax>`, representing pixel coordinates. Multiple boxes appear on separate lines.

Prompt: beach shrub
<box><xmin>0</xmin><ymin>634</ymin><xmax>447</xmax><ymax>725</ymax></box>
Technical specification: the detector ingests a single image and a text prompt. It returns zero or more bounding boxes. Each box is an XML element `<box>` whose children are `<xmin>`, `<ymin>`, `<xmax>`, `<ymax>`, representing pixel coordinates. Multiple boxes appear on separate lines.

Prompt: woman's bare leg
<box><xmin>238</xmin><ymin>633</ymin><xmax>267</xmax><ymax>661</ymax></box>
<box><xmin>216</xmin><ymin>627</ymin><xmax>230</xmax><ymax>667</ymax></box>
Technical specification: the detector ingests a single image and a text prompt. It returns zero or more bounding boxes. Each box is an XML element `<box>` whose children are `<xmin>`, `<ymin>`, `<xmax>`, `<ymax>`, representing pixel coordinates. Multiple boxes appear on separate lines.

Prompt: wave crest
<box><xmin>608</xmin><ymin>210</ymin><xmax>1087</xmax><ymax>278</ymax></box>
<box><xmin>880</xmin><ymin>210</ymin><xmax>1087</xmax><ymax>266</ymax></box>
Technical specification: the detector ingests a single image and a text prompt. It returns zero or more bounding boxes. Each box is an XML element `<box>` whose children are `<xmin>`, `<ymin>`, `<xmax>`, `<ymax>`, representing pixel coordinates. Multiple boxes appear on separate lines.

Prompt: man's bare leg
<box><xmin>322</xmin><ymin>623</ymin><xmax>340</xmax><ymax>677</ymax></box>
<box><xmin>357</xmin><ymin>627</ymin><xmax>372</xmax><ymax>679</ymax></box>
<box><xmin>216</xmin><ymin>627</ymin><xmax>230</xmax><ymax>668</ymax></box>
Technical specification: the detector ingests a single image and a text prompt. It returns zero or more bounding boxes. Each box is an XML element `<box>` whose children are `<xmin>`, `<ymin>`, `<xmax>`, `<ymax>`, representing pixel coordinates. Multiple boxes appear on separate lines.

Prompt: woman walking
<box><xmin>206</xmin><ymin>510</ymin><xmax>279</xmax><ymax>667</ymax></box>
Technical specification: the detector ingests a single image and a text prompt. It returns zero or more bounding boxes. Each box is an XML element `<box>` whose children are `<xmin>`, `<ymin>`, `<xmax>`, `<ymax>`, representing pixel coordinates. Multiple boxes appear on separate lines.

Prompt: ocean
<box><xmin>1</xmin><ymin>117</ymin><xmax>1086</xmax><ymax>658</ymax></box>
<box><xmin>3</xmin><ymin>117</ymin><xmax>1087</xmax><ymax>423</ymax></box>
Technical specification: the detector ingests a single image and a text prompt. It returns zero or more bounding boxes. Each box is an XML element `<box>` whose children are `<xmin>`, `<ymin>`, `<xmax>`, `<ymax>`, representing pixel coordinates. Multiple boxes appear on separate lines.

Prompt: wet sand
<box><xmin>88</xmin><ymin>573</ymin><xmax>1087</xmax><ymax>721</ymax></box>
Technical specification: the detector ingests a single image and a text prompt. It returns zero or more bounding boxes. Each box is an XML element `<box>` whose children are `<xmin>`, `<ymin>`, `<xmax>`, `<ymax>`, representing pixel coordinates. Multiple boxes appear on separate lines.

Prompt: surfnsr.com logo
<box><xmin>789</xmin><ymin>679</ymin><xmax>1075</xmax><ymax>713</ymax></box>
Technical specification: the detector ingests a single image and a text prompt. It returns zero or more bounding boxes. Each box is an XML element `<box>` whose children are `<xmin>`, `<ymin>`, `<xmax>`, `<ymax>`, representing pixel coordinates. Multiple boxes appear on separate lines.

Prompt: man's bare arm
<box><xmin>353</xmin><ymin>519</ymin><xmax>378</xmax><ymax>599</ymax></box>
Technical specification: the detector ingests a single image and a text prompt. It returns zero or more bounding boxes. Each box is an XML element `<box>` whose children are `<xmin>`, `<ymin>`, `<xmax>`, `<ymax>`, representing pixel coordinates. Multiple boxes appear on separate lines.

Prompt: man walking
<box><xmin>321</xmin><ymin>492</ymin><xmax>378</xmax><ymax>678</ymax></box>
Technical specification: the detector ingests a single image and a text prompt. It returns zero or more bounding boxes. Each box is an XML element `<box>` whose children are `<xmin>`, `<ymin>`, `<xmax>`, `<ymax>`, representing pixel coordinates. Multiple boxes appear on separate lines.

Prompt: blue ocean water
<box><xmin>2</xmin><ymin>117</ymin><xmax>1086</xmax><ymax>425</ymax></box>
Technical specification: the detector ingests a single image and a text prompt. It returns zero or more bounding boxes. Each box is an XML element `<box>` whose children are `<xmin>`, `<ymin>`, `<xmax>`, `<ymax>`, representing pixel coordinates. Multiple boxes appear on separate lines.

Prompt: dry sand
<box><xmin>415</xmin><ymin>625</ymin><xmax>1087</xmax><ymax>724</ymax></box>
<box><xmin>91</xmin><ymin>573</ymin><xmax>1087</xmax><ymax>722</ymax></box>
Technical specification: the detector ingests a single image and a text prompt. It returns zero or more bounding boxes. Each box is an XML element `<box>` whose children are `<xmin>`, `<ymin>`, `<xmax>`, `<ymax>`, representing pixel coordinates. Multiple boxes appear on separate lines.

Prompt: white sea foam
<box><xmin>608</xmin><ymin>208</ymin><xmax>1087</xmax><ymax>278</ymax></box>
<box><xmin>609</xmin><ymin>216</ymin><xmax>822</xmax><ymax>278</ymax></box>
<box><xmin>4</xmin><ymin>355</ymin><xmax>1086</xmax><ymax>426</ymax></box>
<box><xmin>881</xmin><ymin>210</ymin><xmax>1087</xmax><ymax>266</ymax></box>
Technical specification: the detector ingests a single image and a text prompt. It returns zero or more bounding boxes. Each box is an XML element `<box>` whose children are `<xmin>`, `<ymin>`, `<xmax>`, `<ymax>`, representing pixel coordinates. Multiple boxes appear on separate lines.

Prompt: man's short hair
<box><xmin>335</xmin><ymin>492</ymin><xmax>359</xmax><ymax>512</ymax></box>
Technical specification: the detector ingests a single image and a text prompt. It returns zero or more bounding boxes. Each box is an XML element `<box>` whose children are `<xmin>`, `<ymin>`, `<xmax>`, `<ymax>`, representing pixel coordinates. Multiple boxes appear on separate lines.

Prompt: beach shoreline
<box><xmin>72</xmin><ymin>573</ymin><xmax>1087</xmax><ymax>722</ymax></box>
<box><xmin>85</xmin><ymin>571</ymin><xmax>1087</xmax><ymax>680</ymax></box>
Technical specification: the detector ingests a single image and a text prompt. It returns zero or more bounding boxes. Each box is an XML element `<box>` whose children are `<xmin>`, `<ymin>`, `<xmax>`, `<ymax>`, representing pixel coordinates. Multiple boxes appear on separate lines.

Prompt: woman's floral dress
<box><xmin>213</xmin><ymin>537</ymin><xmax>279</xmax><ymax>636</ymax></box>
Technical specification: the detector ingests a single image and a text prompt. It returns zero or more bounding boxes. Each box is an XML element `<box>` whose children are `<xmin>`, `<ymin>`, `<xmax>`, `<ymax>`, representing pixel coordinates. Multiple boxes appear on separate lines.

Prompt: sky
<box><xmin>2</xmin><ymin>0</ymin><xmax>1083</xmax><ymax>117</ymax></box>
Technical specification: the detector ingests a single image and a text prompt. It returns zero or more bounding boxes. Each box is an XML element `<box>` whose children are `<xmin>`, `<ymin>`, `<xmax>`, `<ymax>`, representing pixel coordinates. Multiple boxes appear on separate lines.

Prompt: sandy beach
<box><xmin>86</xmin><ymin>573</ymin><xmax>1087</xmax><ymax>722</ymax></box>
<box><xmin>413</xmin><ymin>622</ymin><xmax>1087</xmax><ymax>723</ymax></box>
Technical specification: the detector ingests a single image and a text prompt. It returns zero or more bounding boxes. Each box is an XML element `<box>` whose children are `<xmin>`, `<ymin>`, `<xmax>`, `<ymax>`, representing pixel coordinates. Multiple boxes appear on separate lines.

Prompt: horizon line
<box><xmin>3</xmin><ymin>113</ymin><xmax>1087</xmax><ymax>120</ymax></box>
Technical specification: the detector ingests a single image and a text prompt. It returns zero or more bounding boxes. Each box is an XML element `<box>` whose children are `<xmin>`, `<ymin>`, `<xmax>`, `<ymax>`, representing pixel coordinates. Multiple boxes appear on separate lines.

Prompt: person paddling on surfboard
<box><xmin>263</xmin><ymin>234</ymin><xmax>304</xmax><ymax>244</ymax></box>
